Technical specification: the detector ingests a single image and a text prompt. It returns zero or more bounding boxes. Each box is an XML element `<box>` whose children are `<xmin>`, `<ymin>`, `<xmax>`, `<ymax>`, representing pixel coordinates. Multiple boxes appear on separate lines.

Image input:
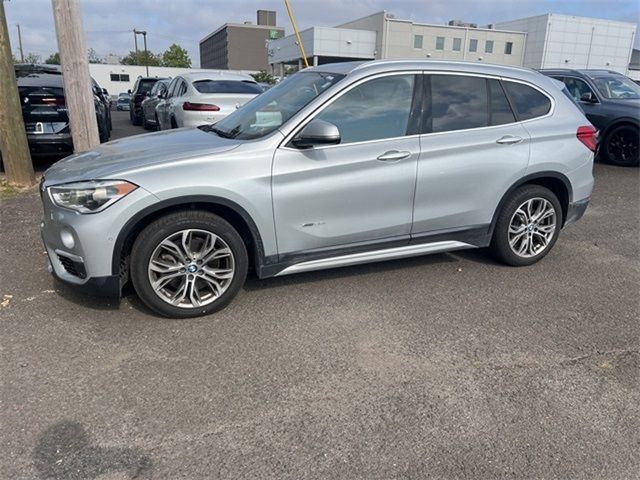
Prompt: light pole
<box><xmin>133</xmin><ymin>29</ymin><xmax>148</xmax><ymax>76</ymax></box>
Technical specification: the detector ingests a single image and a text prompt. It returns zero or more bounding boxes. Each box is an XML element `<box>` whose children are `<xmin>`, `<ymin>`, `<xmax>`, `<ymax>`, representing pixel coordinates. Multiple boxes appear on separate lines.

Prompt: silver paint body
<box><xmin>41</xmin><ymin>60</ymin><xmax>594</xmax><ymax>286</ymax></box>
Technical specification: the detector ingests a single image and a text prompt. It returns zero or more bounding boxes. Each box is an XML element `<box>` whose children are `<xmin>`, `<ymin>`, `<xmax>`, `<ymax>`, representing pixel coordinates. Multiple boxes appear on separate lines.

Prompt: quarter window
<box><xmin>316</xmin><ymin>75</ymin><xmax>415</xmax><ymax>144</ymax></box>
<box><xmin>414</xmin><ymin>35</ymin><xmax>423</xmax><ymax>49</ymax></box>
<box><xmin>485</xmin><ymin>40</ymin><xmax>494</xmax><ymax>53</ymax></box>
<box><xmin>489</xmin><ymin>80</ymin><xmax>516</xmax><ymax>125</ymax></box>
<box><xmin>452</xmin><ymin>38</ymin><xmax>462</xmax><ymax>51</ymax></box>
<box><xmin>469</xmin><ymin>39</ymin><xmax>478</xmax><ymax>52</ymax></box>
<box><xmin>503</xmin><ymin>81</ymin><xmax>551</xmax><ymax>121</ymax></box>
<box><xmin>436</xmin><ymin>37</ymin><xmax>445</xmax><ymax>50</ymax></box>
<box><xmin>430</xmin><ymin>75</ymin><xmax>488</xmax><ymax>133</ymax></box>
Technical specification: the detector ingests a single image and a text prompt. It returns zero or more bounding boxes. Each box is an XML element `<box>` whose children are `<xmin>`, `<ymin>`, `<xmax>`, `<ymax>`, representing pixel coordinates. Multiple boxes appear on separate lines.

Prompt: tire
<box><xmin>601</xmin><ymin>124</ymin><xmax>639</xmax><ymax>167</ymax></box>
<box><xmin>154</xmin><ymin>113</ymin><xmax>160</xmax><ymax>131</ymax></box>
<box><xmin>132</xmin><ymin>113</ymin><xmax>142</xmax><ymax>126</ymax></box>
<box><xmin>490</xmin><ymin>185</ymin><xmax>563</xmax><ymax>267</ymax></box>
<box><xmin>170</xmin><ymin>116</ymin><xmax>178</xmax><ymax>129</ymax></box>
<box><xmin>142</xmin><ymin>111</ymin><xmax>151</xmax><ymax>130</ymax></box>
<box><xmin>130</xmin><ymin>210</ymin><xmax>248</xmax><ymax>318</ymax></box>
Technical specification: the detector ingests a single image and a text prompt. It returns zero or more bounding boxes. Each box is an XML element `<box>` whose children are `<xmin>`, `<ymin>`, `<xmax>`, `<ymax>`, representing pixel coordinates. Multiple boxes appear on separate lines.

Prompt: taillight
<box><xmin>183</xmin><ymin>101</ymin><xmax>220</xmax><ymax>111</ymax></box>
<box><xmin>576</xmin><ymin>125</ymin><xmax>598</xmax><ymax>152</ymax></box>
<box><xmin>40</xmin><ymin>97</ymin><xmax>65</xmax><ymax>106</ymax></box>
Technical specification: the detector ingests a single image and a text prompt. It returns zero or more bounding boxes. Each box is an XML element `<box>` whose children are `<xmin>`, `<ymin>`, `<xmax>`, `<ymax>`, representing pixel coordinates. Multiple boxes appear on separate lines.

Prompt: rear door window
<box><xmin>193</xmin><ymin>80</ymin><xmax>263</xmax><ymax>94</ymax></box>
<box><xmin>503</xmin><ymin>81</ymin><xmax>551</xmax><ymax>121</ymax></box>
<box><xmin>489</xmin><ymin>79</ymin><xmax>516</xmax><ymax>126</ymax></box>
<box><xmin>429</xmin><ymin>75</ymin><xmax>488</xmax><ymax>133</ymax></box>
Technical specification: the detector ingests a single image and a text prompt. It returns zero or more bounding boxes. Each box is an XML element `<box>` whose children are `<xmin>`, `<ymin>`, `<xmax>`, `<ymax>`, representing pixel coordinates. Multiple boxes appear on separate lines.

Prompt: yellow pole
<box><xmin>283</xmin><ymin>0</ymin><xmax>309</xmax><ymax>68</ymax></box>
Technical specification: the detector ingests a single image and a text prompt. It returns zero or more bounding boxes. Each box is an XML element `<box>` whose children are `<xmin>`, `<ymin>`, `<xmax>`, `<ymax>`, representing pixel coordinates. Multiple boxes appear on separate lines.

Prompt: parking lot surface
<box><xmin>1</xmin><ymin>112</ymin><xmax>639</xmax><ymax>479</ymax></box>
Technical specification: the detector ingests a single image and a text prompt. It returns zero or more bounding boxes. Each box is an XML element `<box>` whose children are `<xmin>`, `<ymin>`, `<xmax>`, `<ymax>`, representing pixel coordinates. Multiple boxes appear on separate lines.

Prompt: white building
<box><xmin>268</xmin><ymin>11</ymin><xmax>527</xmax><ymax>73</ymax></box>
<box><xmin>495</xmin><ymin>13</ymin><xmax>636</xmax><ymax>74</ymax></box>
<box><xmin>88</xmin><ymin>64</ymin><xmax>256</xmax><ymax>97</ymax></box>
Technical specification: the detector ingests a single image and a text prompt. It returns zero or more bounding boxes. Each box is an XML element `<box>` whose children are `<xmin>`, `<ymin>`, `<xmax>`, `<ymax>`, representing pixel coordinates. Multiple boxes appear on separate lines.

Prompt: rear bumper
<box><xmin>565</xmin><ymin>198</ymin><xmax>590</xmax><ymax>226</ymax></box>
<box><xmin>27</xmin><ymin>133</ymin><xmax>73</xmax><ymax>156</ymax></box>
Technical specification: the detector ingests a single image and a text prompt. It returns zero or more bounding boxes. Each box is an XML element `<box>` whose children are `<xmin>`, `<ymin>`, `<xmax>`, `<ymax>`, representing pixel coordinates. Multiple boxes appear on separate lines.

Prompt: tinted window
<box><xmin>138</xmin><ymin>79</ymin><xmax>156</xmax><ymax>94</ymax></box>
<box><xmin>316</xmin><ymin>75</ymin><xmax>415</xmax><ymax>144</ymax></box>
<box><xmin>193</xmin><ymin>80</ymin><xmax>262</xmax><ymax>94</ymax></box>
<box><xmin>489</xmin><ymin>80</ymin><xmax>515</xmax><ymax>125</ymax></box>
<box><xmin>504</xmin><ymin>81</ymin><xmax>551</xmax><ymax>120</ymax></box>
<box><xmin>469</xmin><ymin>39</ymin><xmax>478</xmax><ymax>52</ymax></box>
<box><xmin>430</xmin><ymin>75</ymin><xmax>487</xmax><ymax>133</ymax></box>
<box><xmin>166</xmin><ymin>78</ymin><xmax>179</xmax><ymax>97</ymax></box>
<box><xmin>563</xmin><ymin>77</ymin><xmax>594</xmax><ymax>101</ymax></box>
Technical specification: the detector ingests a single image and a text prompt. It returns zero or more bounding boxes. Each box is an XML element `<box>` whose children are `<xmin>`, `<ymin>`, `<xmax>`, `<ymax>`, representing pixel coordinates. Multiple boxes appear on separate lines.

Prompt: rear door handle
<box><xmin>377</xmin><ymin>150</ymin><xmax>412</xmax><ymax>162</ymax></box>
<box><xmin>496</xmin><ymin>135</ymin><xmax>523</xmax><ymax>145</ymax></box>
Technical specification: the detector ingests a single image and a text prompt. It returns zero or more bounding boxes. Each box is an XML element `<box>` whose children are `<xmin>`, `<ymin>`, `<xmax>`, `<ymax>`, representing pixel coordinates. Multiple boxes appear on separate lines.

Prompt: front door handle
<box><xmin>377</xmin><ymin>150</ymin><xmax>412</xmax><ymax>162</ymax></box>
<box><xmin>496</xmin><ymin>135</ymin><xmax>523</xmax><ymax>145</ymax></box>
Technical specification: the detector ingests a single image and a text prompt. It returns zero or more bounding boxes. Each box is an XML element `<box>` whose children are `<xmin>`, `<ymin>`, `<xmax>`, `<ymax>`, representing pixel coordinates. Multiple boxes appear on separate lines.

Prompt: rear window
<box><xmin>503</xmin><ymin>81</ymin><xmax>551</xmax><ymax>121</ymax></box>
<box><xmin>138</xmin><ymin>80</ymin><xmax>157</xmax><ymax>94</ymax></box>
<box><xmin>193</xmin><ymin>80</ymin><xmax>263</xmax><ymax>94</ymax></box>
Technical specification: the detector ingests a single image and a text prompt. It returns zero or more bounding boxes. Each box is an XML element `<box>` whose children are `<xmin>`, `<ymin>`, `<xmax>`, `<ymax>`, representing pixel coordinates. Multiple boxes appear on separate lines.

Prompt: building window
<box><xmin>414</xmin><ymin>35</ymin><xmax>423</xmax><ymax>49</ymax></box>
<box><xmin>504</xmin><ymin>42</ymin><xmax>513</xmax><ymax>55</ymax></box>
<box><xmin>452</xmin><ymin>38</ymin><xmax>462</xmax><ymax>51</ymax></box>
<box><xmin>485</xmin><ymin>40</ymin><xmax>494</xmax><ymax>54</ymax></box>
<box><xmin>436</xmin><ymin>37</ymin><xmax>445</xmax><ymax>50</ymax></box>
<box><xmin>469</xmin><ymin>39</ymin><xmax>478</xmax><ymax>52</ymax></box>
<box><xmin>109</xmin><ymin>73</ymin><xmax>130</xmax><ymax>82</ymax></box>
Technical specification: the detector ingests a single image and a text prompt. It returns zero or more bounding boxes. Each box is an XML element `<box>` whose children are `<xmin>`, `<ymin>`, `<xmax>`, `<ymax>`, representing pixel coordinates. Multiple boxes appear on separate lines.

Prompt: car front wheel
<box><xmin>130</xmin><ymin>211</ymin><xmax>248</xmax><ymax>318</ymax></box>
<box><xmin>490</xmin><ymin>185</ymin><xmax>562</xmax><ymax>266</ymax></box>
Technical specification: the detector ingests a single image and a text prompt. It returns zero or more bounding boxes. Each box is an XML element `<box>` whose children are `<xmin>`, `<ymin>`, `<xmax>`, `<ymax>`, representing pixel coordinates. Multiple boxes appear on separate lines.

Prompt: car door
<box><xmin>157</xmin><ymin>78</ymin><xmax>178</xmax><ymax>130</ymax></box>
<box><xmin>169</xmin><ymin>79</ymin><xmax>188</xmax><ymax>128</ymax></box>
<box><xmin>412</xmin><ymin>74</ymin><xmax>531</xmax><ymax>236</ymax></box>
<box><xmin>559</xmin><ymin>76</ymin><xmax>607</xmax><ymax>130</ymax></box>
<box><xmin>272</xmin><ymin>73</ymin><xmax>421</xmax><ymax>257</ymax></box>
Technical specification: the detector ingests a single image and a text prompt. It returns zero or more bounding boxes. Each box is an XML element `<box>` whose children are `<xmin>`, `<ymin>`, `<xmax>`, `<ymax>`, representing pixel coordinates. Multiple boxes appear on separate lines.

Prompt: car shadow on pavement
<box><xmin>243</xmin><ymin>251</ymin><xmax>463</xmax><ymax>291</ymax></box>
<box><xmin>34</xmin><ymin>421</ymin><xmax>152</xmax><ymax>480</ymax></box>
<box><xmin>52</xmin><ymin>279</ymin><xmax>121</xmax><ymax>312</ymax></box>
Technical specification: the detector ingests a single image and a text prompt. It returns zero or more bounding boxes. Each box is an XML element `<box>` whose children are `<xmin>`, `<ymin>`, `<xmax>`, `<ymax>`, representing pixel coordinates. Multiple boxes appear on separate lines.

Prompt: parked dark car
<box><xmin>128</xmin><ymin>76</ymin><xmax>167</xmax><ymax>125</ymax></box>
<box><xmin>14</xmin><ymin>64</ymin><xmax>111</xmax><ymax>157</ymax></box>
<box><xmin>116</xmin><ymin>94</ymin><xmax>131</xmax><ymax>110</ymax></box>
<box><xmin>541</xmin><ymin>69</ymin><xmax>639</xmax><ymax>166</ymax></box>
<box><xmin>141</xmin><ymin>78</ymin><xmax>171</xmax><ymax>130</ymax></box>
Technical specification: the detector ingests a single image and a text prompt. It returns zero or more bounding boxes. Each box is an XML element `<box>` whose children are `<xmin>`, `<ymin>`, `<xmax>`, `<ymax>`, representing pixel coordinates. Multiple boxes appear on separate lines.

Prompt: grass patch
<box><xmin>0</xmin><ymin>179</ymin><xmax>33</xmax><ymax>199</ymax></box>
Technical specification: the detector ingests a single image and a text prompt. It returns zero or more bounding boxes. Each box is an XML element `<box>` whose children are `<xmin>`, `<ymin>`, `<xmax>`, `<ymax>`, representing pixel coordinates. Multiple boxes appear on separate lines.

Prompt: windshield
<box><xmin>592</xmin><ymin>75</ymin><xmax>640</xmax><ymax>99</ymax></box>
<box><xmin>210</xmin><ymin>71</ymin><xmax>345</xmax><ymax>140</ymax></box>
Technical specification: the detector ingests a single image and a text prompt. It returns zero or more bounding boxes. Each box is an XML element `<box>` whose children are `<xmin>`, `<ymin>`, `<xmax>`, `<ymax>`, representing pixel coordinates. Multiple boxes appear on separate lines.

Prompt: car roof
<box><xmin>308</xmin><ymin>59</ymin><xmax>549</xmax><ymax>84</ymax></box>
<box><xmin>178</xmin><ymin>71</ymin><xmax>256</xmax><ymax>82</ymax></box>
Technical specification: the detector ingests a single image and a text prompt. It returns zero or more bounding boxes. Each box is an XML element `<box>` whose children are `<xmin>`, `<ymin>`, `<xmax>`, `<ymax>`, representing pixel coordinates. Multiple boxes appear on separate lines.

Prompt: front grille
<box><xmin>57</xmin><ymin>254</ymin><xmax>86</xmax><ymax>279</ymax></box>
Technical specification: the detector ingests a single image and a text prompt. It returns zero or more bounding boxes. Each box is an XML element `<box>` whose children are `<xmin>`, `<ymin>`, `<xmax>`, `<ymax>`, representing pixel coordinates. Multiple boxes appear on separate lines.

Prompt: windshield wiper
<box><xmin>205</xmin><ymin>125</ymin><xmax>234</xmax><ymax>138</ymax></box>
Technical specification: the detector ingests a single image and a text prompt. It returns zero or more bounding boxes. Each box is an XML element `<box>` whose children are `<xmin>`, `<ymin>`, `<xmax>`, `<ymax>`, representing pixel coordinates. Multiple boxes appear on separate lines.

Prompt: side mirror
<box><xmin>102</xmin><ymin>88</ymin><xmax>108</xmax><ymax>95</ymax></box>
<box><xmin>580</xmin><ymin>92</ymin><xmax>597</xmax><ymax>103</ymax></box>
<box><xmin>291</xmin><ymin>119</ymin><xmax>341</xmax><ymax>148</ymax></box>
<box><xmin>127</xmin><ymin>89</ymin><xmax>132</xmax><ymax>94</ymax></box>
<box><xmin>157</xmin><ymin>90</ymin><xmax>165</xmax><ymax>100</ymax></box>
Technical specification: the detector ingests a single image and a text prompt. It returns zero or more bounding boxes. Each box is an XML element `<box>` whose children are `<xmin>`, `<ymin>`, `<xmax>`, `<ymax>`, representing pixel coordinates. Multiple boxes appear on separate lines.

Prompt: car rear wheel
<box><xmin>602</xmin><ymin>124</ymin><xmax>639</xmax><ymax>167</ymax></box>
<box><xmin>490</xmin><ymin>185</ymin><xmax>562</xmax><ymax>266</ymax></box>
<box><xmin>130</xmin><ymin>211</ymin><xmax>248</xmax><ymax>318</ymax></box>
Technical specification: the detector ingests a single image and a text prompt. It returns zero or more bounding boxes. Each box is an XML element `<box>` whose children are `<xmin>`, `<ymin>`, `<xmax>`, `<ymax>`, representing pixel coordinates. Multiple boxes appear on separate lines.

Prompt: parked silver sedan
<box><xmin>40</xmin><ymin>60</ymin><xmax>595</xmax><ymax>318</ymax></box>
<box><xmin>155</xmin><ymin>71</ymin><xmax>262</xmax><ymax>130</ymax></box>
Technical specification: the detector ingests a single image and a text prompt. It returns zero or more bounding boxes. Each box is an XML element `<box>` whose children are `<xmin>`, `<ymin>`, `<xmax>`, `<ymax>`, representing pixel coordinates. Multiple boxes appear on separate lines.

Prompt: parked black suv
<box><xmin>128</xmin><ymin>76</ymin><xmax>167</xmax><ymax>125</ymax></box>
<box><xmin>541</xmin><ymin>69</ymin><xmax>639</xmax><ymax>167</ymax></box>
<box><xmin>14</xmin><ymin>64</ymin><xmax>111</xmax><ymax>157</ymax></box>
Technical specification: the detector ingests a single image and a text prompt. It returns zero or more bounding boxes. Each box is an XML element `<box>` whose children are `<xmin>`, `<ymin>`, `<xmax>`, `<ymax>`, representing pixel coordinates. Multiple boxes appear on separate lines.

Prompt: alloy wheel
<box><xmin>148</xmin><ymin>229</ymin><xmax>235</xmax><ymax>308</ymax></box>
<box><xmin>607</xmin><ymin>128</ymin><xmax>639</xmax><ymax>165</ymax></box>
<box><xmin>508</xmin><ymin>197</ymin><xmax>557</xmax><ymax>258</ymax></box>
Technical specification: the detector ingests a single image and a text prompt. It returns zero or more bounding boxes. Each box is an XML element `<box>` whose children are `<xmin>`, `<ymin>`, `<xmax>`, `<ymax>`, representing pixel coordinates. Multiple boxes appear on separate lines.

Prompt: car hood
<box><xmin>43</xmin><ymin>127</ymin><xmax>242</xmax><ymax>186</ymax></box>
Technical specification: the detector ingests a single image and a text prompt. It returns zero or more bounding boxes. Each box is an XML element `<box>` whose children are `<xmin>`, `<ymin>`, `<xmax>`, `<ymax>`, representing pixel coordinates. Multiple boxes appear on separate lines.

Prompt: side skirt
<box><xmin>274</xmin><ymin>240</ymin><xmax>475</xmax><ymax>277</ymax></box>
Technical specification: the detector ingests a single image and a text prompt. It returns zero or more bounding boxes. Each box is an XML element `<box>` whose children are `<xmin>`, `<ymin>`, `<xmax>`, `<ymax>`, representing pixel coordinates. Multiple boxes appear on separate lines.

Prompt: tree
<box><xmin>162</xmin><ymin>43</ymin><xmax>191</xmax><ymax>68</ymax></box>
<box><xmin>250</xmin><ymin>70</ymin><xmax>277</xmax><ymax>84</ymax></box>
<box><xmin>45</xmin><ymin>52</ymin><xmax>60</xmax><ymax>65</ymax></box>
<box><xmin>87</xmin><ymin>47</ymin><xmax>102</xmax><ymax>64</ymax></box>
<box><xmin>120</xmin><ymin>49</ymin><xmax>162</xmax><ymax>66</ymax></box>
<box><xmin>24</xmin><ymin>52</ymin><xmax>41</xmax><ymax>64</ymax></box>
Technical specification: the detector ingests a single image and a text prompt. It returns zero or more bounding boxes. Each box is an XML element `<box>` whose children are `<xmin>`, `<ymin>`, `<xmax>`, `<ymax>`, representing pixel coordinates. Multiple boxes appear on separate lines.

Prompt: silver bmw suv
<box><xmin>41</xmin><ymin>60</ymin><xmax>595</xmax><ymax>318</ymax></box>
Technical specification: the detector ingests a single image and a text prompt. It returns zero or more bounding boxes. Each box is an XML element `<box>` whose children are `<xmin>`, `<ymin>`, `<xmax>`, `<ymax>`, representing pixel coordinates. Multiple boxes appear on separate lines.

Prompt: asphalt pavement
<box><xmin>1</xmin><ymin>111</ymin><xmax>639</xmax><ymax>479</ymax></box>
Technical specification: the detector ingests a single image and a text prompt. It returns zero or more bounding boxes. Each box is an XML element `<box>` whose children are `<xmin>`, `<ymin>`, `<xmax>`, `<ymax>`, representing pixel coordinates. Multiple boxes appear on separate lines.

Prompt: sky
<box><xmin>5</xmin><ymin>0</ymin><xmax>640</xmax><ymax>67</ymax></box>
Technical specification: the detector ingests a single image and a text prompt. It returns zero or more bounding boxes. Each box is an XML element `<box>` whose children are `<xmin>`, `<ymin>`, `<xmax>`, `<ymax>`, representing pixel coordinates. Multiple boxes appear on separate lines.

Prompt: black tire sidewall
<box><xmin>130</xmin><ymin>211</ymin><xmax>248</xmax><ymax>318</ymax></box>
<box><xmin>491</xmin><ymin>185</ymin><xmax>563</xmax><ymax>266</ymax></box>
<box><xmin>602</xmin><ymin>125</ymin><xmax>639</xmax><ymax>167</ymax></box>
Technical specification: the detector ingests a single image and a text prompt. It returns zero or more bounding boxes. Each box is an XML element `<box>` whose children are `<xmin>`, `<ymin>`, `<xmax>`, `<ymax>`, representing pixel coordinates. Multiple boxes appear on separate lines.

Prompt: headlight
<box><xmin>48</xmin><ymin>180</ymin><xmax>138</xmax><ymax>213</ymax></box>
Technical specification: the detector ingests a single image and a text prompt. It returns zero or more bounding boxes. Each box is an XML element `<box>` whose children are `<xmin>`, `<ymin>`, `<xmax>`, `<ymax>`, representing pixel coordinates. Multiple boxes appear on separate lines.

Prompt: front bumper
<box><xmin>565</xmin><ymin>197</ymin><xmax>590</xmax><ymax>226</ymax></box>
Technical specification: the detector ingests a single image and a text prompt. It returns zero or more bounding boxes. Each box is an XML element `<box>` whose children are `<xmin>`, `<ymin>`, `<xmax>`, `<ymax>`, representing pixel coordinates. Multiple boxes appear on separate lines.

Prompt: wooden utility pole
<box><xmin>51</xmin><ymin>0</ymin><xmax>99</xmax><ymax>153</ymax></box>
<box><xmin>0</xmin><ymin>0</ymin><xmax>35</xmax><ymax>186</ymax></box>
